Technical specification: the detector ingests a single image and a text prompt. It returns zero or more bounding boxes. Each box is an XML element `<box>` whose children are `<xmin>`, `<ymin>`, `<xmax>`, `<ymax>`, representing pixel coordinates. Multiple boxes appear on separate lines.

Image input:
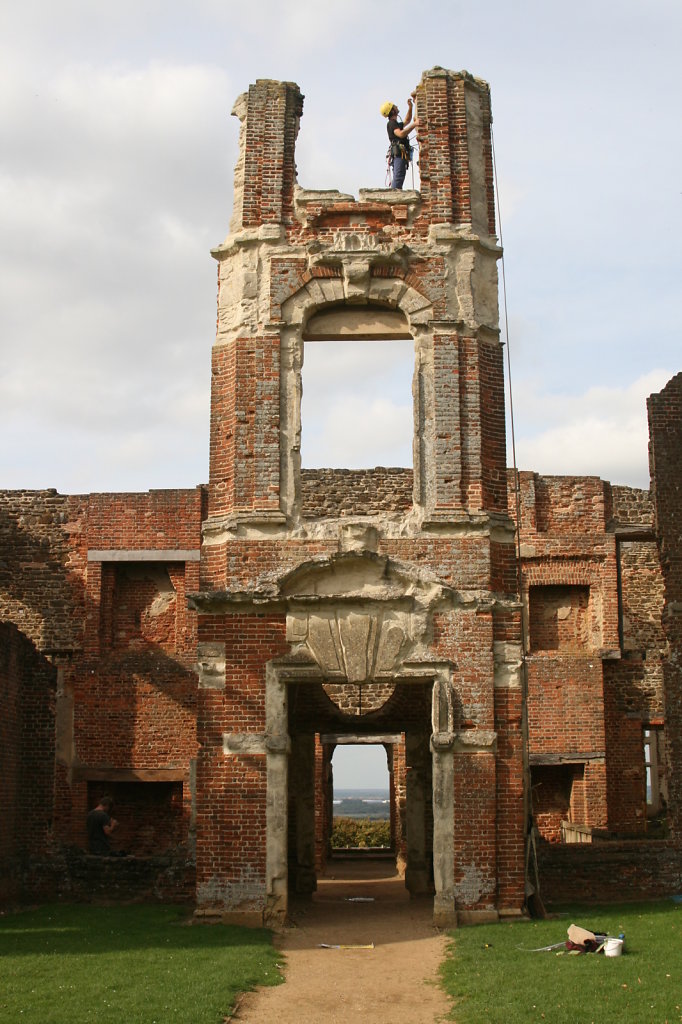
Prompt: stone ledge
<box><xmin>88</xmin><ymin>549</ymin><xmax>200</xmax><ymax>562</ymax></box>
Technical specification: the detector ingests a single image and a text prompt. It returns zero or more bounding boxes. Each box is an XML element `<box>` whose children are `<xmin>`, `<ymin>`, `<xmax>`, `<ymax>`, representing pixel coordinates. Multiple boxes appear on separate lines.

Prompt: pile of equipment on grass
<box><xmin>526</xmin><ymin>923</ymin><xmax>625</xmax><ymax>956</ymax></box>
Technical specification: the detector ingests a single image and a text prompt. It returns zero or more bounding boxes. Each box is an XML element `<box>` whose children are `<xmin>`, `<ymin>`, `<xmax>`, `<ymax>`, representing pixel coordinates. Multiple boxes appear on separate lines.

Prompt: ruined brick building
<box><xmin>2</xmin><ymin>68</ymin><xmax>681</xmax><ymax>924</ymax></box>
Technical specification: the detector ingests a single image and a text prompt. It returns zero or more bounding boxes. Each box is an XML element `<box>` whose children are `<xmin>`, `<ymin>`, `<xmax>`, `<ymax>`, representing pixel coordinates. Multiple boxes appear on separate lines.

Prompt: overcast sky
<box><xmin>2</xmin><ymin>2</ymin><xmax>680</xmax><ymax>782</ymax></box>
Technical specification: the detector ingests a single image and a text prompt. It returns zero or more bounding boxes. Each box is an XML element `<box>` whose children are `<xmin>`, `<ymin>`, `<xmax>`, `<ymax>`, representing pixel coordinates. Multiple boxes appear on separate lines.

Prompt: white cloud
<box><xmin>304</xmin><ymin>394</ymin><xmax>413</xmax><ymax>469</ymax></box>
<box><xmin>511</xmin><ymin>370</ymin><xmax>673</xmax><ymax>488</ymax></box>
<box><xmin>0</xmin><ymin>1</ymin><xmax>679</xmax><ymax>501</ymax></box>
<box><xmin>0</xmin><ymin>58</ymin><xmax>228</xmax><ymax>490</ymax></box>
<box><xmin>301</xmin><ymin>341</ymin><xmax>413</xmax><ymax>468</ymax></box>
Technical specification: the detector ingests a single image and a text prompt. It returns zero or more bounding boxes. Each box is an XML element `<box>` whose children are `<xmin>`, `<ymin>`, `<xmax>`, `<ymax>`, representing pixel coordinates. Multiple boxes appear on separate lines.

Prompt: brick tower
<box><xmin>191</xmin><ymin>68</ymin><xmax>524</xmax><ymax>926</ymax></box>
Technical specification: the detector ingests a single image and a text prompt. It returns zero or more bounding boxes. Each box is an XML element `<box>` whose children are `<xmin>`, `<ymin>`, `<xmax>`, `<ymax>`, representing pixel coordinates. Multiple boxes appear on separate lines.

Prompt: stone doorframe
<box><xmin>262</xmin><ymin>652</ymin><xmax>459</xmax><ymax>928</ymax></box>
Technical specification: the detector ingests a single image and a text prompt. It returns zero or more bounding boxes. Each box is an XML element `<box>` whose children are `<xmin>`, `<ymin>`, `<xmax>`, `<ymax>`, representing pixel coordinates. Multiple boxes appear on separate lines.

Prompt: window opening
<box><xmin>644</xmin><ymin>725</ymin><xmax>666</xmax><ymax>818</ymax></box>
<box><xmin>86</xmin><ymin>781</ymin><xmax>184</xmax><ymax>855</ymax></box>
<box><xmin>301</xmin><ymin>339</ymin><xmax>413</xmax><ymax>469</ymax></box>
<box><xmin>531</xmin><ymin>764</ymin><xmax>586</xmax><ymax>843</ymax></box>
<box><xmin>528</xmin><ymin>584</ymin><xmax>591</xmax><ymax>652</ymax></box>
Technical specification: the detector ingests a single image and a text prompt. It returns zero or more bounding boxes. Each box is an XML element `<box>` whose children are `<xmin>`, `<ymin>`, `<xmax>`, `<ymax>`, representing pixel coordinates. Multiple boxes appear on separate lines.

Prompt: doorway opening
<box><xmin>330</xmin><ymin>743</ymin><xmax>392</xmax><ymax>854</ymax></box>
<box><xmin>284</xmin><ymin>678</ymin><xmax>437</xmax><ymax>915</ymax></box>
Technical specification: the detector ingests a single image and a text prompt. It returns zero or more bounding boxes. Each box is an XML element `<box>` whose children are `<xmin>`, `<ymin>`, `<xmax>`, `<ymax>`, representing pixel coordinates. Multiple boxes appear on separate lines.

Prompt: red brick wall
<box><xmin>0</xmin><ymin>490</ymin><xmax>87</xmax><ymax>651</ymax></box>
<box><xmin>195</xmin><ymin>748</ymin><xmax>268</xmax><ymax>908</ymax></box>
<box><xmin>314</xmin><ymin>736</ymin><xmax>331</xmax><ymax>872</ymax></box>
<box><xmin>208</xmin><ymin>340</ymin><xmax>281</xmax><ymax>518</ymax></box>
<box><xmin>236</xmin><ymin>80</ymin><xmax>303</xmax><ymax>230</ymax></box>
<box><xmin>528</xmin><ymin>584</ymin><xmax>591</xmax><ymax>652</ymax></box>
<box><xmin>301</xmin><ymin>469</ymin><xmax>413</xmax><ymax>517</ymax></box>
<box><xmin>453</xmin><ymin>752</ymin><xmax>497</xmax><ymax>910</ymax></box>
<box><xmin>0</xmin><ymin>623</ymin><xmax>56</xmax><ymax>902</ymax></box>
<box><xmin>494</xmin><ymin>687</ymin><xmax>525</xmax><ymax>907</ymax></box>
<box><xmin>415</xmin><ymin>70</ymin><xmax>495</xmax><ymax>234</ymax></box>
<box><xmin>2</xmin><ymin>66</ymin><xmax>679</xmax><ymax>919</ymax></box>
<box><xmin>539</xmin><ymin>839</ymin><xmax>682</xmax><ymax>902</ymax></box>
<box><xmin>648</xmin><ymin>372</ymin><xmax>682</xmax><ymax>836</ymax></box>
<box><xmin>0</xmin><ymin>486</ymin><xmax>204</xmax><ymax>877</ymax></box>
<box><xmin>527</xmin><ymin>656</ymin><xmax>605</xmax><ymax>760</ymax></box>
<box><xmin>433</xmin><ymin>610</ymin><xmax>495</xmax><ymax>729</ymax></box>
<box><xmin>84</xmin><ymin>490</ymin><xmax>203</xmax><ymax>550</ymax></box>
<box><xmin>509</xmin><ymin>471</ymin><xmax>663</xmax><ymax>838</ymax></box>
<box><xmin>195</xmin><ymin>613</ymin><xmax>288</xmax><ymax>908</ymax></box>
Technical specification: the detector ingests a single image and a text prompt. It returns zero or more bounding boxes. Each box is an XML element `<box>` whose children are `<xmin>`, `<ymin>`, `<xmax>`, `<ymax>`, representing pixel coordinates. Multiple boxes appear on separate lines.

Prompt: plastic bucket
<box><xmin>604</xmin><ymin>937</ymin><xmax>623</xmax><ymax>957</ymax></box>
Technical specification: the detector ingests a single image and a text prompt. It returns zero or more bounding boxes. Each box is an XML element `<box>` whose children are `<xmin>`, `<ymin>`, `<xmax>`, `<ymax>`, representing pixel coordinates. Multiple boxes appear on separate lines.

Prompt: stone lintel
<box><xmin>529</xmin><ymin>752</ymin><xmax>605</xmax><ymax>765</ymax></box>
<box><xmin>294</xmin><ymin>187</ymin><xmax>356</xmax><ymax>205</ymax></box>
<box><xmin>420</xmin><ymin>511</ymin><xmax>495</xmax><ymax>534</ymax></box>
<box><xmin>202</xmin><ymin>511</ymin><xmax>288</xmax><ymax>544</ymax></box>
<box><xmin>189</xmin><ymin>591</ymin><xmax>285</xmax><ymax>615</ymax></box>
<box><xmin>211</xmin><ymin>223</ymin><xmax>286</xmax><ymax>259</ymax></box>
<box><xmin>429</xmin><ymin>320</ymin><xmax>501</xmax><ymax>345</ymax></box>
<box><xmin>432</xmin><ymin>730</ymin><xmax>498</xmax><ymax>754</ymax></box>
<box><xmin>304</xmin><ymin>307</ymin><xmax>411</xmax><ymax>341</ymax></box>
<box><xmin>358</xmin><ymin>188</ymin><xmax>420</xmax><ymax>206</ymax></box>
<box><xmin>88</xmin><ymin>549</ymin><xmax>200</xmax><ymax>562</ymax></box>
<box><xmin>427</xmin><ymin>225</ymin><xmax>502</xmax><ymax>256</ymax></box>
<box><xmin>607</xmin><ymin>524</ymin><xmax>656</xmax><ymax>541</ymax></box>
<box><xmin>288</xmin><ymin>593</ymin><xmax>416</xmax><ymax>610</ymax></box>
<box><xmin>321</xmin><ymin>733</ymin><xmax>402</xmax><ymax>745</ymax></box>
<box><xmin>453</xmin><ymin>729</ymin><xmax>497</xmax><ymax>752</ymax></box>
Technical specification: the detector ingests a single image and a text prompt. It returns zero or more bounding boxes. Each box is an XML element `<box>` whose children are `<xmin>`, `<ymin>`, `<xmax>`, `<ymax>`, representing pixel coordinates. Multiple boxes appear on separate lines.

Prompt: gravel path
<box><xmin>232</xmin><ymin>860</ymin><xmax>453</xmax><ymax>1023</ymax></box>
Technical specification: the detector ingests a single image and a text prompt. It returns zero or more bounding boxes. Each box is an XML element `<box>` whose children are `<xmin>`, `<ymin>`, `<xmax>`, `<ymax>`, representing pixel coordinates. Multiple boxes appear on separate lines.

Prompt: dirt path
<box><xmin>233</xmin><ymin>859</ymin><xmax>453</xmax><ymax>1023</ymax></box>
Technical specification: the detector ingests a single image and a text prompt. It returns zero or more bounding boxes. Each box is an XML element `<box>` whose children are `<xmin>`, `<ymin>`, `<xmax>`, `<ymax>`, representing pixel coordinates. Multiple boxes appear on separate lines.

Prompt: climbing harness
<box><xmin>385</xmin><ymin>140</ymin><xmax>418</xmax><ymax>187</ymax></box>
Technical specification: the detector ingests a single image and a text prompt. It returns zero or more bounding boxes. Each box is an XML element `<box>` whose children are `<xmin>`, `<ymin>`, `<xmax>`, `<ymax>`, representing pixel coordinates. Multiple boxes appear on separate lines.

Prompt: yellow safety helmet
<box><xmin>380</xmin><ymin>101</ymin><xmax>394</xmax><ymax>118</ymax></box>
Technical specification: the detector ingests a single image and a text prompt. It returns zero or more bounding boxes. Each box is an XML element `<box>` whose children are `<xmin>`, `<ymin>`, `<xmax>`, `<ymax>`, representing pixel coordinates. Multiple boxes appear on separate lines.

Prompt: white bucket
<box><xmin>604</xmin><ymin>937</ymin><xmax>623</xmax><ymax>957</ymax></box>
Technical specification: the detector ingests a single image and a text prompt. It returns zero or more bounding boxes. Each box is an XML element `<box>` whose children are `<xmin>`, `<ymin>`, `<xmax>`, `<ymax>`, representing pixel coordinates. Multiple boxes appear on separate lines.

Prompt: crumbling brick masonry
<box><xmin>1</xmin><ymin>68</ymin><xmax>680</xmax><ymax>921</ymax></box>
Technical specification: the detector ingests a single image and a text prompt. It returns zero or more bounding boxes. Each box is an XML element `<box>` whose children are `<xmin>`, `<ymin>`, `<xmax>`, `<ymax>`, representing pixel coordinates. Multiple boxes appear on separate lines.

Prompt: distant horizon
<box><xmin>334</xmin><ymin>787</ymin><xmax>389</xmax><ymax>795</ymax></box>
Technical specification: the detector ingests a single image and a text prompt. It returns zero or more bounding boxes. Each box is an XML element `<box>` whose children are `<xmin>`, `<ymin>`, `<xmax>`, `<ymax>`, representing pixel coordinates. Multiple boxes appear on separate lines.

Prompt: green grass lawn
<box><xmin>0</xmin><ymin>904</ymin><xmax>282</xmax><ymax>1024</ymax></box>
<box><xmin>441</xmin><ymin>901</ymin><xmax>682</xmax><ymax>1024</ymax></box>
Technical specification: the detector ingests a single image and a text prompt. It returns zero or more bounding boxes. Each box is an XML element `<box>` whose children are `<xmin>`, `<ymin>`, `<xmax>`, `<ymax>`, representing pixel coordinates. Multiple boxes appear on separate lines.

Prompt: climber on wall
<box><xmin>381</xmin><ymin>91</ymin><xmax>418</xmax><ymax>189</ymax></box>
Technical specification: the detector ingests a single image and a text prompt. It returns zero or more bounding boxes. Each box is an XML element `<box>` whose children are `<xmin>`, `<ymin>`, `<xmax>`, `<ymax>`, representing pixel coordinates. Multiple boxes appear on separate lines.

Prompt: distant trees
<box><xmin>331</xmin><ymin>818</ymin><xmax>391</xmax><ymax>848</ymax></box>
